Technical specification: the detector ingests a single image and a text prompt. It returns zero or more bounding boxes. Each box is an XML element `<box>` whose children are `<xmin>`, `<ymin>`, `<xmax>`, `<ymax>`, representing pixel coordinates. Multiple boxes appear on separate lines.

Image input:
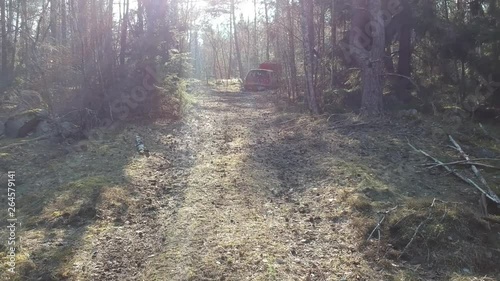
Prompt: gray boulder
<box><xmin>58</xmin><ymin>121</ymin><xmax>82</xmax><ymax>139</ymax></box>
<box><xmin>4</xmin><ymin>109</ymin><xmax>49</xmax><ymax>138</ymax></box>
<box><xmin>34</xmin><ymin>120</ymin><xmax>54</xmax><ymax>137</ymax></box>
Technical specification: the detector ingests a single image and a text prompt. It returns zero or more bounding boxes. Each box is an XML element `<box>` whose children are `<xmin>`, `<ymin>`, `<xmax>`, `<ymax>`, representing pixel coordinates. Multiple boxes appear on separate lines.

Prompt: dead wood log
<box><xmin>482</xmin><ymin>215</ymin><xmax>500</xmax><ymax>224</ymax></box>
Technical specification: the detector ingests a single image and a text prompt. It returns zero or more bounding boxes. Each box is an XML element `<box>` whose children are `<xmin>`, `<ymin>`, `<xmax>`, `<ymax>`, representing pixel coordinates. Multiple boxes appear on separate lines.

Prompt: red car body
<box><xmin>243</xmin><ymin>62</ymin><xmax>282</xmax><ymax>91</ymax></box>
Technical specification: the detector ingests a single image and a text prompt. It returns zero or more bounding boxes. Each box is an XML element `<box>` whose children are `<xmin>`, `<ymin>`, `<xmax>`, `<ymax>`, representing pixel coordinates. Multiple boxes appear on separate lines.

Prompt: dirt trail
<box><xmin>87</xmin><ymin>89</ymin><xmax>381</xmax><ymax>281</ymax></box>
<box><xmin>83</xmin><ymin>87</ymin><xmax>500</xmax><ymax>281</ymax></box>
<box><xmin>3</xmin><ymin>85</ymin><xmax>499</xmax><ymax>281</ymax></box>
<box><xmin>141</xmin><ymin>88</ymin><xmax>393</xmax><ymax>281</ymax></box>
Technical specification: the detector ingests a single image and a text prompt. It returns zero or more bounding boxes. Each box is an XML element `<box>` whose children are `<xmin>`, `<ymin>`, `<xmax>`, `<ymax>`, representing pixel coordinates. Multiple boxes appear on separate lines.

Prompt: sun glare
<box><xmin>114</xmin><ymin>0</ymin><xmax>257</xmax><ymax>24</ymax></box>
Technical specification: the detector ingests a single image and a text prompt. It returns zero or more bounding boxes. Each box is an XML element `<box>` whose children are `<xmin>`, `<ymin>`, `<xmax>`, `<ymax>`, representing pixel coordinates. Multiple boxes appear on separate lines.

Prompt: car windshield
<box><xmin>247</xmin><ymin>70</ymin><xmax>270</xmax><ymax>79</ymax></box>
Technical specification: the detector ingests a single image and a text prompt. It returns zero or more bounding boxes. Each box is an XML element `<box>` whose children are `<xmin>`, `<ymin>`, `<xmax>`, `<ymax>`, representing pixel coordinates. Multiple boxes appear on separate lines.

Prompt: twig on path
<box><xmin>407</xmin><ymin>139</ymin><xmax>500</xmax><ymax>204</ymax></box>
<box><xmin>309</xmin><ymin>261</ymin><xmax>327</xmax><ymax>281</ymax></box>
<box><xmin>367</xmin><ymin>216</ymin><xmax>386</xmax><ymax>241</ymax></box>
<box><xmin>367</xmin><ymin>206</ymin><xmax>398</xmax><ymax>241</ymax></box>
<box><xmin>326</xmin><ymin>113</ymin><xmax>349</xmax><ymax>123</ymax></box>
<box><xmin>279</xmin><ymin>118</ymin><xmax>298</xmax><ymax>125</ymax></box>
<box><xmin>330</xmin><ymin>122</ymin><xmax>369</xmax><ymax>130</ymax></box>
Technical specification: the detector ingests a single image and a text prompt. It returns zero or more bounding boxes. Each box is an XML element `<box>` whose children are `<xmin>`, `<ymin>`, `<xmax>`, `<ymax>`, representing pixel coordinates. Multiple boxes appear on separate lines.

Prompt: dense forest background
<box><xmin>0</xmin><ymin>0</ymin><xmax>499</xmax><ymax>129</ymax></box>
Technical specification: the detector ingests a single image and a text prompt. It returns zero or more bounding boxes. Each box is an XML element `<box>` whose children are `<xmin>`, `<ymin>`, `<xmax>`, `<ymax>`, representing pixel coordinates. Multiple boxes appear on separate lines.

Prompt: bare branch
<box><xmin>449</xmin><ymin>135</ymin><xmax>500</xmax><ymax>203</ymax></box>
<box><xmin>407</xmin><ymin>140</ymin><xmax>500</xmax><ymax>204</ymax></box>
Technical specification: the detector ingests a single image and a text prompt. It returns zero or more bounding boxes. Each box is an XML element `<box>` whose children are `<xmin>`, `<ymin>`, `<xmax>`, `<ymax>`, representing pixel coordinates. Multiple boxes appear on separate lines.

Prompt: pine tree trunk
<box><xmin>264</xmin><ymin>0</ymin><xmax>270</xmax><ymax>61</ymax></box>
<box><xmin>228</xmin><ymin>11</ymin><xmax>232</xmax><ymax>79</ymax></box>
<box><xmin>20</xmin><ymin>0</ymin><xmax>27</xmax><ymax>70</ymax></box>
<box><xmin>137</xmin><ymin>0</ymin><xmax>144</xmax><ymax>35</ymax></box>
<box><xmin>61</xmin><ymin>0</ymin><xmax>67</xmax><ymax>43</ymax></box>
<box><xmin>10</xmin><ymin>0</ymin><xmax>18</xmax><ymax>74</ymax></box>
<box><xmin>287</xmin><ymin>0</ymin><xmax>298</xmax><ymax>100</ymax></box>
<box><xmin>300</xmin><ymin>0</ymin><xmax>320</xmax><ymax>114</ymax></box>
<box><xmin>361</xmin><ymin>60</ymin><xmax>384</xmax><ymax>115</ymax></box>
<box><xmin>253</xmin><ymin>0</ymin><xmax>258</xmax><ymax>64</ymax></box>
<box><xmin>1</xmin><ymin>0</ymin><xmax>8</xmax><ymax>77</ymax></box>
<box><xmin>358</xmin><ymin>0</ymin><xmax>385</xmax><ymax>115</ymax></box>
<box><xmin>395</xmin><ymin>1</ymin><xmax>412</xmax><ymax>102</ymax></box>
<box><xmin>232</xmin><ymin>0</ymin><xmax>244</xmax><ymax>80</ymax></box>
<box><xmin>50</xmin><ymin>0</ymin><xmax>58</xmax><ymax>42</ymax></box>
<box><xmin>120</xmin><ymin>0</ymin><xmax>129</xmax><ymax>65</ymax></box>
<box><xmin>330</xmin><ymin>0</ymin><xmax>336</xmax><ymax>87</ymax></box>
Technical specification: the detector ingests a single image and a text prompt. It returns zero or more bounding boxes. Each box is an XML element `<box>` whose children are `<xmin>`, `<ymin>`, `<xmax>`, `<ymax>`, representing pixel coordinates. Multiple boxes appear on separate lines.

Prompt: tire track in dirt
<box><xmin>145</xmin><ymin>91</ymin><xmax>278</xmax><ymax>280</ymax></box>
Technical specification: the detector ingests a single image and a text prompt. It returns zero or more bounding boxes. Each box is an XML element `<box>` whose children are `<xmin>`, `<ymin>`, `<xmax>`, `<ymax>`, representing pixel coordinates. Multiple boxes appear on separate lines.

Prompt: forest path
<box><xmin>94</xmin><ymin>86</ymin><xmax>498</xmax><ymax>281</ymax></box>
<box><xmin>4</xmin><ymin>84</ymin><xmax>499</xmax><ymax>281</ymax></box>
<box><xmin>4</xmin><ymin>85</ymin><xmax>380</xmax><ymax>281</ymax></box>
<box><xmin>135</xmin><ymin>88</ymin><xmax>380</xmax><ymax>281</ymax></box>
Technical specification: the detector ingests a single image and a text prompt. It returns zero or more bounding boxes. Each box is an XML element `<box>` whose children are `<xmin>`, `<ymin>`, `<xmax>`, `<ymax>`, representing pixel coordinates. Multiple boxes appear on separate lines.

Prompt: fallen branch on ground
<box><xmin>330</xmin><ymin>122</ymin><xmax>369</xmax><ymax>130</ymax></box>
<box><xmin>425</xmin><ymin>161</ymin><xmax>500</xmax><ymax>170</ymax></box>
<box><xmin>422</xmin><ymin>158</ymin><xmax>500</xmax><ymax>166</ymax></box>
<box><xmin>479</xmin><ymin>123</ymin><xmax>500</xmax><ymax>143</ymax></box>
<box><xmin>398</xmin><ymin>199</ymin><xmax>441</xmax><ymax>259</ymax></box>
<box><xmin>449</xmin><ymin>135</ymin><xmax>500</xmax><ymax>204</ymax></box>
<box><xmin>279</xmin><ymin>118</ymin><xmax>298</xmax><ymax>125</ymax></box>
<box><xmin>0</xmin><ymin>135</ymin><xmax>50</xmax><ymax>150</ymax></box>
<box><xmin>480</xmin><ymin>194</ymin><xmax>492</xmax><ymax>230</ymax></box>
<box><xmin>384</xmin><ymin>73</ymin><xmax>421</xmax><ymax>93</ymax></box>
<box><xmin>399</xmin><ymin>218</ymin><xmax>429</xmax><ymax>259</ymax></box>
<box><xmin>407</xmin><ymin>140</ymin><xmax>500</xmax><ymax>204</ymax></box>
<box><xmin>482</xmin><ymin>215</ymin><xmax>500</xmax><ymax>224</ymax></box>
<box><xmin>367</xmin><ymin>206</ymin><xmax>398</xmax><ymax>241</ymax></box>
